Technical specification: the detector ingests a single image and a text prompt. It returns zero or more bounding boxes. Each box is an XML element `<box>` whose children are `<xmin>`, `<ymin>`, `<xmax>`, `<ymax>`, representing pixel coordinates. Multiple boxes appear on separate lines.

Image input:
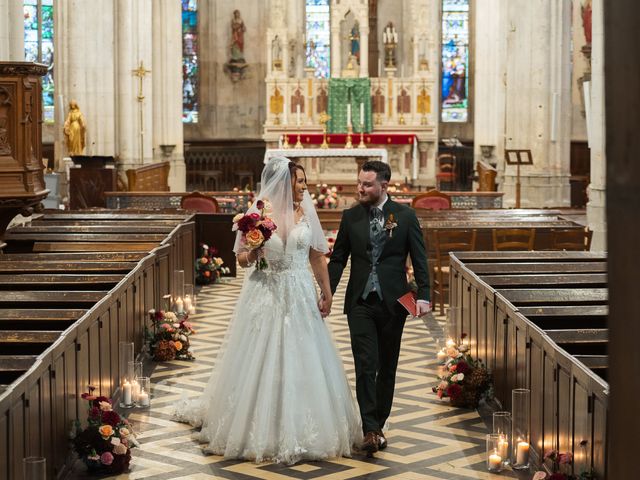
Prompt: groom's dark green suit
<box><xmin>328</xmin><ymin>197</ymin><xmax>430</xmax><ymax>435</ymax></box>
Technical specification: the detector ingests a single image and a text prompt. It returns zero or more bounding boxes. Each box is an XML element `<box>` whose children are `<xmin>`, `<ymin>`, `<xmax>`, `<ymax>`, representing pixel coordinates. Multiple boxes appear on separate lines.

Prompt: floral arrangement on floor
<box><xmin>232</xmin><ymin>199</ymin><xmax>277</xmax><ymax>270</ymax></box>
<box><xmin>146</xmin><ymin>309</ymin><xmax>196</xmax><ymax>361</ymax></box>
<box><xmin>195</xmin><ymin>243</ymin><xmax>230</xmax><ymax>285</ymax></box>
<box><xmin>433</xmin><ymin>333</ymin><xmax>492</xmax><ymax>408</ymax></box>
<box><xmin>71</xmin><ymin>387</ymin><xmax>138</xmax><ymax>474</ymax></box>
<box><xmin>531</xmin><ymin>447</ymin><xmax>595</xmax><ymax>480</ymax></box>
<box><xmin>311</xmin><ymin>184</ymin><xmax>341</xmax><ymax>209</ymax></box>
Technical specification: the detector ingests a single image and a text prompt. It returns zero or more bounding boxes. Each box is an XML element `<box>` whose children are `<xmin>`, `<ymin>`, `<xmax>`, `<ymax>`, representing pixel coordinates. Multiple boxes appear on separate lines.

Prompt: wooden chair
<box><xmin>492</xmin><ymin>228</ymin><xmax>536</xmax><ymax>251</ymax></box>
<box><xmin>411</xmin><ymin>189</ymin><xmax>452</xmax><ymax>211</ymax></box>
<box><xmin>433</xmin><ymin>229</ymin><xmax>477</xmax><ymax>315</ymax></box>
<box><xmin>550</xmin><ymin>227</ymin><xmax>593</xmax><ymax>251</ymax></box>
<box><xmin>435</xmin><ymin>154</ymin><xmax>457</xmax><ymax>191</ymax></box>
<box><xmin>180</xmin><ymin>192</ymin><xmax>219</xmax><ymax>213</ymax></box>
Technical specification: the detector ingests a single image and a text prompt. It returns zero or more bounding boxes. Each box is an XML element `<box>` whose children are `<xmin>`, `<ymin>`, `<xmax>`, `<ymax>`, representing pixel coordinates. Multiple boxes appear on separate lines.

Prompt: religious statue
<box><xmin>63</xmin><ymin>100</ymin><xmax>86</xmax><ymax>156</ymax></box>
<box><xmin>272</xmin><ymin>35</ymin><xmax>283</xmax><ymax>70</ymax></box>
<box><xmin>225</xmin><ymin>10</ymin><xmax>249</xmax><ymax>82</ymax></box>
<box><xmin>269</xmin><ymin>86</ymin><xmax>284</xmax><ymax>124</ymax></box>
<box><xmin>349</xmin><ymin>22</ymin><xmax>360</xmax><ymax>65</ymax></box>
<box><xmin>230</xmin><ymin>9</ymin><xmax>246</xmax><ymax>62</ymax></box>
<box><xmin>382</xmin><ymin>22</ymin><xmax>398</xmax><ymax>68</ymax></box>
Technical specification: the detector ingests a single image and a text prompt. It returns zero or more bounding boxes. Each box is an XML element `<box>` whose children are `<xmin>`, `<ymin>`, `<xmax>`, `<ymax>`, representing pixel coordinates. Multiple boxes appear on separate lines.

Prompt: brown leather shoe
<box><xmin>361</xmin><ymin>431</ymin><xmax>379</xmax><ymax>457</ymax></box>
<box><xmin>378</xmin><ymin>431</ymin><xmax>388</xmax><ymax>450</ymax></box>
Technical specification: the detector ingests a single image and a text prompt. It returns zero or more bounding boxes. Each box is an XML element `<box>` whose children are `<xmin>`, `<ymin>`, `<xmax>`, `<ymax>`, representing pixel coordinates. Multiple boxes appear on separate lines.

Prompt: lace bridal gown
<box><xmin>174</xmin><ymin>216</ymin><xmax>361</xmax><ymax>464</ymax></box>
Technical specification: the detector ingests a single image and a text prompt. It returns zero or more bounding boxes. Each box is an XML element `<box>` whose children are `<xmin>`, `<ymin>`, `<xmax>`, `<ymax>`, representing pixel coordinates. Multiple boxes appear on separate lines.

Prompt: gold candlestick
<box><xmin>358</xmin><ymin>130</ymin><xmax>366</xmax><ymax>149</ymax></box>
<box><xmin>345</xmin><ymin>125</ymin><xmax>353</xmax><ymax>149</ymax></box>
<box><xmin>294</xmin><ymin>133</ymin><xmax>304</xmax><ymax>149</ymax></box>
<box><xmin>283</xmin><ymin>134</ymin><xmax>290</xmax><ymax>149</ymax></box>
<box><xmin>318</xmin><ymin>112</ymin><xmax>331</xmax><ymax>149</ymax></box>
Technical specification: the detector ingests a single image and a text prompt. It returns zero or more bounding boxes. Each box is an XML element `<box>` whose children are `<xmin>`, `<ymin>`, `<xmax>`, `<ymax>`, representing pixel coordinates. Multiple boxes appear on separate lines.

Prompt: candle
<box><xmin>346</xmin><ymin>104</ymin><xmax>351</xmax><ymax>127</ymax></box>
<box><xmin>175</xmin><ymin>297</ymin><xmax>184</xmax><ymax>314</ymax></box>
<box><xmin>131</xmin><ymin>379</ymin><xmax>140</xmax><ymax>402</ymax></box>
<box><xmin>296</xmin><ymin>104</ymin><xmax>301</xmax><ymax>126</ymax></box>
<box><xmin>138</xmin><ymin>389</ymin><xmax>149</xmax><ymax>407</ymax></box>
<box><xmin>360</xmin><ymin>103</ymin><xmax>364</xmax><ymax>126</ymax></box>
<box><xmin>498</xmin><ymin>436</ymin><xmax>509</xmax><ymax>459</ymax></box>
<box><xmin>516</xmin><ymin>441</ymin><xmax>530</xmax><ymax>465</ymax></box>
<box><xmin>436</xmin><ymin>349</ymin><xmax>447</xmax><ymax>362</ymax></box>
<box><xmin>446</xmin><ymin>338</ymin><xmax>455</xmax><ymax>348</ymax></box>
<box><xmin>489</xmin><ymin>451</ymin><xmax>502</xmax><ymax>470</ymax></box>
<box><xmin>184</xmin><ymin>296</ymin><xmax>192</xmax><ymax>313</ymax></box>
<box><xmin>123</xmin><ymin>380</ymin><xmax>132</xmax><ymax>405</ymax></box>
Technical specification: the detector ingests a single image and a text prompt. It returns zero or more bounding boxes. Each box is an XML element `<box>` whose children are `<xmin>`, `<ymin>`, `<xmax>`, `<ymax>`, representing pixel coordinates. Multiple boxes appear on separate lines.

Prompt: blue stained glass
<box><xmin>441</xmin><ymin>0</ymin><xmax>469</xmax><ymax>122</ymax></box>
<box><xmin>182</xmin><ymin>0</ymin><xmax>199</xmax><ymax>123</ymax></box>
<box><xmin>305</xmin><ymin>0</ymin><xmax>330</xmax><ymax>78</ymax></box>
<box><xmin>24</xmin><ymin>0</ymin><xmax>55</xmax><ymax>123</ymax></box>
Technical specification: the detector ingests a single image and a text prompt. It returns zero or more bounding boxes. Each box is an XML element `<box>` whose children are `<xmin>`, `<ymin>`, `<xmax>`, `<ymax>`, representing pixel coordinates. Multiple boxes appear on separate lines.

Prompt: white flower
<box><xmin>98</xmin><ymin>401</ymin><xmax>112</xmax><ymax>411</ymax></box>
<box><xmin>148</xmin><ymin>308</ymin><xmax>155</xmax><ymax>315</ymax></box>
<box><xmin>454</xmin><ymin>373</ymin><xmax>465</xmax><ymax>382</ymax></box>
<box><xmin>110</xmin><ymin>436</ymin><xmax>121</xmax><ymax>446</ymax></box>
<box><xmin>180</xmin><ymin>334</ymin><xmax>187</xmax><ymax>342</ymax></box>
<box><xmin>458</xmin><ymin>344</ymin><xmax>469</xmax><ymax>353</ymax></box>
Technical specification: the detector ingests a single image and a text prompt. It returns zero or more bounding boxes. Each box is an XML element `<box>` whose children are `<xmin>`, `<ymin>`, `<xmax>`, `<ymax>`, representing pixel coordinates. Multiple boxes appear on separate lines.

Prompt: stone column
<box><xmin>586</xmin><ymin>0</ymin><xmax>605</xmax><ymax>250</ymax></box>
<box><xmin>56</xmin><ymin>0</ymin><xmax>116</xmax><ymax>162</ymax></box>
<box><xmin>502</xmin><ymin>0</ymin><xmax>572</xmax><ymax>207</ymax></box>
<box><xmin>331</xmin><ymin>25</ymin><xmax>341</xmax><ymax>77</ymax></box>
<box><xmin>116</xmin><ymin>0</ymin><xmax>153</xmax><ymax>173</ymax></box>
<box><xmin>152</xmin><ymin>0</ymin><xmax>185</xmax><ymax>191</ymax></box>
<box><xmin>360</xmin><ymin>24</ymin><xmax>369</xmax><ymax>78</ymax></box>
<box><xmin>0</xmin><ymin>0</ymin><xmax>24</xmax><ymax>60</ymax></box>
<box><xmin>473</xmin><ymin>0</ymin><xmax>506</xmax><ymax>186</ymax></box>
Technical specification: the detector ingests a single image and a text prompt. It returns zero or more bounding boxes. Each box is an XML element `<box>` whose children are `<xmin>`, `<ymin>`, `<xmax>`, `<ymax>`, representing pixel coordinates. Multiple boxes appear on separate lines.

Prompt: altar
<box><xmin>265</xmin><ymin>148</ymin><xmax>391</xmax><ymax>184</ymax></box>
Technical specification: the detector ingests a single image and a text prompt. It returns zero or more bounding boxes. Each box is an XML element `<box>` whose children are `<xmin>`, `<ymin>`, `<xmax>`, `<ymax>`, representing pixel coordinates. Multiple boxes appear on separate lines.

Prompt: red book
<box><xmin>397</xmin><ymin>291</ymin><xmax>417</xmax><ymax>317</ymax></box>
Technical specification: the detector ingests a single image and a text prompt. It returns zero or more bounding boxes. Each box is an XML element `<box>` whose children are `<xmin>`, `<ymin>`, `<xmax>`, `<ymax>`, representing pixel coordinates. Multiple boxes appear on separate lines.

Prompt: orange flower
<box><xmin>98</xmin><ymin>424</ymin><xmax>114</xmax><ymax>439</ymax></box>
<box><xmin>245</xmin><ymin>229</ymin><xmax>264</xmax><ymax>248</ymax></box>
<box><xmin>200</xmin><ymin>257</ymin><xmax>209</xmax><ymax>264</ymax></box>
<box><xmin>204</xmin><ymin>270</ymin><xmax>211</xmax><ymax>277</ymax></box>
<box><xmin>174</xmin><ymin>341</ymin><xmax>183</xmax><ymax>351</ymax></box>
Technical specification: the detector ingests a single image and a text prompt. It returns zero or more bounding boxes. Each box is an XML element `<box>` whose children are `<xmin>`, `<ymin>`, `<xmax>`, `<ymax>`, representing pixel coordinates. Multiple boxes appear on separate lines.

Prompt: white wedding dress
<box><xmin>174</xmin><ymin>216</ymin><xmax>361</xmax><ymax>464</ymax></box>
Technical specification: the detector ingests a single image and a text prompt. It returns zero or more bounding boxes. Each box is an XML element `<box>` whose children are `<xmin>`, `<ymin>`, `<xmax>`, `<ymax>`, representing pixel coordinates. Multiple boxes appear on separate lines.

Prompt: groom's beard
<box><xmin>358</xmin><ymin>191</ymin><xmax>382</xmax><ymax>207</ymax></box>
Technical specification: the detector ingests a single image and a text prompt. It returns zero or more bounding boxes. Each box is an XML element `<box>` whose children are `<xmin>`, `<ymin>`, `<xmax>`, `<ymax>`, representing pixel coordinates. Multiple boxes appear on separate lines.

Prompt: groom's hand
<box><xmin>416</xmin><ymin>300</ymin><xmax>431</xmax><ymax>317</ymax></box>
<box><xmin>318</xmin><ymin>293</ymin><xmax>332</xmax><ymax>318</ymax></box>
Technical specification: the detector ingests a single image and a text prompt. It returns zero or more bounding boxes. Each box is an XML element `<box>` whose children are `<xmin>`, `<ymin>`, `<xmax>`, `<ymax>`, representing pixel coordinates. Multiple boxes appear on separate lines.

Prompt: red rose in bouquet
<box><xmin>232</xmin><ymin>199</ymin><xmax>277</xmax><ymax>270</ymax></box>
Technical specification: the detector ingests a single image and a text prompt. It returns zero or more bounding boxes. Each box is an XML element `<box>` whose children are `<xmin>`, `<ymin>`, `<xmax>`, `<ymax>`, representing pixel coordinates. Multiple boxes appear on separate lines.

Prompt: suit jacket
<box><xmin>328</xmin><ymin>198</ymin><xmax>430</xmax><ymax>314</ymax></box>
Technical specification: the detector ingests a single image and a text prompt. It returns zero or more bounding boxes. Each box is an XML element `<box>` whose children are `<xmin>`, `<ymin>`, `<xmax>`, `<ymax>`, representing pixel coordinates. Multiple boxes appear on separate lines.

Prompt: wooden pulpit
<box><xmin>0</xmin><ymin>62</ymin><xmax>49</xmax><ymax>238</ymax></box>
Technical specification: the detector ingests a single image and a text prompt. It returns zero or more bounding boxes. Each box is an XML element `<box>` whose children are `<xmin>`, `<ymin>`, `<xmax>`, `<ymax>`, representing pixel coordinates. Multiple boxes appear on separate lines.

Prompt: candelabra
<box><xmin>357</xmin><ymin>128</ymin><xmax>366</xmax><ymax>149</ymax></box>
<box><xmin>294</xmin><ymin>133</ymin><xmax>304</xmax><ymax>149</ymax></box>
<box><xmin>345</xmin><ymin>125</ymin><xmax>354</xmax><ymax>149</ymax></box>
<box><xmin>282</xmin><ymin>134</ymin><xmax>291</xmax><ymax>149</ymax></box>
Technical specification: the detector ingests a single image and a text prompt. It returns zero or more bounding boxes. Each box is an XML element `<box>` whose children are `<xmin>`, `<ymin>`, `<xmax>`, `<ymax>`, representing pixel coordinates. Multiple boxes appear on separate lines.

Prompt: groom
<box><xmin>328</xmin><ymin>160</ymin><xmax>431</xmax><ymax>456</ymax></box>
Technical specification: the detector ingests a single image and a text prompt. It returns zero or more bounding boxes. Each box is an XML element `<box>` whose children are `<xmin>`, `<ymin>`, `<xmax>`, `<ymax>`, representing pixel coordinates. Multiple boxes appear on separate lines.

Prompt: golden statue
<box><xmin>63</xmin><ymin>100</ymin><xmax>86</xmax><ymax>156</ymax></box>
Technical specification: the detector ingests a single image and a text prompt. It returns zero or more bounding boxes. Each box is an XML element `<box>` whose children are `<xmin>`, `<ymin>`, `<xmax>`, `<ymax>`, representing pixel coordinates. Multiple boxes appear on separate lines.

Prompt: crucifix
<box><xmin>132</xmin><ymin>61</ymin><xmax>151</xmax><ymax>165</ymax></box>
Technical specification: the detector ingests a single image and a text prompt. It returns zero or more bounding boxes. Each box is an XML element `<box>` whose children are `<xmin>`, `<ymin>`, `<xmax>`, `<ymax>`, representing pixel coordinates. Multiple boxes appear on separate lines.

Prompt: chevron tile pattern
<box><xmin>68</xmin><ymin>265</ymin><xmax>519</xmax><ymax>480</ymax></box>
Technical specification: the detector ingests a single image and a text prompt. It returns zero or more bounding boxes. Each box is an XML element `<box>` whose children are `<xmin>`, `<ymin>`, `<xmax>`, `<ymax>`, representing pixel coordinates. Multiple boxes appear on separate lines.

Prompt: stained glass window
<box><xmin>182</xmin><ymin>0</ymin><xmax>199</xmax><ymax>123</ymax></box>
<box><xmin>441</xmin><ymin>0</ymin><xmax>469</xmax><ymax>122</ymax></box>
<box><xmin>24</xmin><ymin>0</ymin><xmax>54</xmax><ymax>123</ymax></box>
<box><xmin>305</xmin><ymin>0</ymin><xmax>331</xmax><ymax>78</ymax></box>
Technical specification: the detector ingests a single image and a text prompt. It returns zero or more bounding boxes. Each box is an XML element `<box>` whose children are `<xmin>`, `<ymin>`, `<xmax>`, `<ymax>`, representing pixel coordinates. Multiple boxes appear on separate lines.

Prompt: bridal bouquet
<box><xmin>232</xmin><ymin>199</ymin><xmax>277</xmax><ymax>270</ymax></box>
<box><xmin>71</xmin><ymin>387</ymin><xmax>138</xmax><ymax>475</ymax></box>
<box><xmin>433</xmin><ymin>333</ymin><xmax>491</xmax><ymax>408</ymax></box>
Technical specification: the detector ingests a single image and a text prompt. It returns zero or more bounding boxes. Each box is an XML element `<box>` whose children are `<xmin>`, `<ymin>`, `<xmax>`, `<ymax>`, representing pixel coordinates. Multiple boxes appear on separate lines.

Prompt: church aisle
<box><xmin>70</xmin><ymin>266</ymin><xmax>516</xmax><ymax>480</ymax></box>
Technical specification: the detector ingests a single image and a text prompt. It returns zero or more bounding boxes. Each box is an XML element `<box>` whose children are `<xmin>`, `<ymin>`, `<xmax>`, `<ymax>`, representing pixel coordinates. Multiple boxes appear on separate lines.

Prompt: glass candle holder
<box><xmin>493</xmin><ymin>411</ymin><xmax>511</xmax><ymax>463</ymax></box>
<box><xmin>512</xmin><ymin>388</ymin><xmax>531</xmax><ymax>469</ymax></box>
<box><xmin>446</xmin><ymin>306</ymin><xmax>461</xmax><ymax>340</ymax></box>
<box><xmin>136</xmin><ymin>376</ymin><xmax>151</xmax><ymax>407</ymax></box>
<box><xmin>173</xmin><ymin>269</ymin><xmax>185</xmax><ymax>308</ymax></box>
<box><xmin>184</xmin><ymin>284</ymin><xmax>196</xmax><ymax>315</ymax></box>
<box><xmin>486</xmin><ymin>433</ymin><xmax>504</xmax><ymax>473</ymax></box>
<box><xmin>23</xmin><ymin>457</ymin><xmax>46</xmax><ymax>480</ymax></box>
<box><xmin>128</xmin><ymin>361</ymin><xmax>143</xmax><ymax>404</ymax></box>
<box><xmin>119</xmin><ymin>342</ymin><xmax>135</xmax><ymax>408</ymax></box>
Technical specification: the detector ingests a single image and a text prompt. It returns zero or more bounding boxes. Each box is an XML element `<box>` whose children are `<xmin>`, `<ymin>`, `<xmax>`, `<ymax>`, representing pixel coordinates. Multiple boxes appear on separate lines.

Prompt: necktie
<box><xmin>370</xmin><ymin>207</ymin><xmax>383</xmax><ymax>236</ymax></box>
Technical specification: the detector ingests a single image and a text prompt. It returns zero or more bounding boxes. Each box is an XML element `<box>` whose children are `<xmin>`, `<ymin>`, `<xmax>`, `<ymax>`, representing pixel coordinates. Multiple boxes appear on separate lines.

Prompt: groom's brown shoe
<box><xmin>378</xmin><ymin>431</ymin><xmax>388</xmax><ymax>450</ymax></box>
<box><xmin>362</xmin><ymin>431</ymin><xmax>379</xmax><ymax>457</ymax></box>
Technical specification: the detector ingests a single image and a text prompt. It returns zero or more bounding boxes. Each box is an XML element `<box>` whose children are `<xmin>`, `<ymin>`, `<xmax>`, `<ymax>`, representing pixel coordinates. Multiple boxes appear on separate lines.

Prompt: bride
<box><xmin>174</xmin><ymin>156</ymin><xmax>361</xmax><ymax>464</ymax></box>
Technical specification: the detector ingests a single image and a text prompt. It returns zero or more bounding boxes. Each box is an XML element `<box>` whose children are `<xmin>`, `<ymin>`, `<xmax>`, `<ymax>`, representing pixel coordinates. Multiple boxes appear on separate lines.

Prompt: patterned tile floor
<box><xmin>68</xmin><ymin>265</ymin><xmax>527</xmax><ymax>480</ymax></box>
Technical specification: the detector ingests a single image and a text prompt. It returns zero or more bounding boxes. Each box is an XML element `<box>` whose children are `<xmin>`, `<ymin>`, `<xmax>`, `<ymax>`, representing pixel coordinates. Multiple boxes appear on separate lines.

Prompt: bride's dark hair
<box><xmin>288</xmin><ymin>161</ymin><xmax>307</xmax><ymax>183</ymax></box>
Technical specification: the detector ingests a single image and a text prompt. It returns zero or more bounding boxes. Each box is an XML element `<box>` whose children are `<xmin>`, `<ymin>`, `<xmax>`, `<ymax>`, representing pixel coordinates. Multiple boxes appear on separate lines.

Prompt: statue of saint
<box><xmin>230</xmin><ymin>9</ymin><xmax>246</xmax><ymax>62</ymax></box>
<box><xmin>63</xmin><ymin>100</ymin><xmax>86</xmax><ymax>156</ymax></box>
<box><xmin>272</xmin><ymin>35</ymin><xmax>283</xmax><ymax>70</ymax></box>
<box><xmin>349</xmin><ymin>22</ymin><xmax>360</xmax><ymax>64</ymax></box>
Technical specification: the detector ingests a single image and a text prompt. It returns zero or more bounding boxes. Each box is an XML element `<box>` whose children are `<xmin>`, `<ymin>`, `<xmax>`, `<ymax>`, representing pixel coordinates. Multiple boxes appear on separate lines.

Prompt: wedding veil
<box><xmin>233</xmin><ymin>156</ymin><xmax>328</xmax><ymax>254</ymax></box>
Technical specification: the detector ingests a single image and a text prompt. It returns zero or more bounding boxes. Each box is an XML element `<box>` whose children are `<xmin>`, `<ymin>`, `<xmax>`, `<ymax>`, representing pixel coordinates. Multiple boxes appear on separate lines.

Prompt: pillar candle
<box><xmin>296</xmin><ymin>104</ymin><xmax>301</xmax><ymax>126</ymax></box>
<box><xmin>347</xmin><ymin>104</ymin><xmax>351</xmax><ymax>127</ymax></box>
<box><xmin>360</xmin><ymin>103</ymin><xmax>364</xmax><ymax>126</ymax></box>
<box><xmin>489</xmin><ymin>452</ymin><xmax>502</xmax><ymax>470</ymax></box>
<box><xmin>436</xmin><ymin>349</ymin><xmax>447</xmax><ymax>362</ymax></box>
<box><xmin>516</xmin><ymin>441</ymin><xmax>530</xmax><ymax>465</ymax></box>
<box><xmin>123</xmin><ymin>380</ymin><xmax>132</xmax><ymax>405</ymax></box>
<box><xmin>138</xmin><ymin>389</ymin><xmax>150</xmax><ymax>407</ymax></box>
<box><xmin>175</xmin><ymin>297</ymin><xmax>184</xmax><ymax>314</ymax></box>
<box><xmin>498</xmin><ymin>436</ymin><xmax>509</xmax><ymax>459</ymax></box>
<box><xmin>131</xmin><ymin>379</ymin><xmax>140</xmax><ymax>401</ymax></box>
<box><xmin>184</xmin><ymin>296</ymin><xmax>192</xmax><ymax>313</ymax></box>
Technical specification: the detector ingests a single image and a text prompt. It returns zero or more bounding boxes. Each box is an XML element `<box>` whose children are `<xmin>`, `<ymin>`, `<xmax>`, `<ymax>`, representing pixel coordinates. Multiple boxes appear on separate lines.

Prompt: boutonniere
<box><xmin>384</xmin><ymin>214</ymin><xmax>398</xmax><ymax>237</ymax></box>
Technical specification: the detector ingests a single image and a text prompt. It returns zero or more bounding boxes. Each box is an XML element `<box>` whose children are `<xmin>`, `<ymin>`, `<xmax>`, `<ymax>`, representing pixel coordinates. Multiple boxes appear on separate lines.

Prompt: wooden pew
<box><xmin>449</xmin><ymin>251</ymin><xmax>608</xmax><ymax>478</ymax></box>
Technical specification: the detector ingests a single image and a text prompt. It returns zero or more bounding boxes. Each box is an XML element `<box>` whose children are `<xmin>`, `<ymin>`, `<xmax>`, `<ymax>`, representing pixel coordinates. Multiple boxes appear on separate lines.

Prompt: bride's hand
<box><xmin>318</xmin><ymin>293</ymin><xmax>332</xmax><ymax>318</ymax></box>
